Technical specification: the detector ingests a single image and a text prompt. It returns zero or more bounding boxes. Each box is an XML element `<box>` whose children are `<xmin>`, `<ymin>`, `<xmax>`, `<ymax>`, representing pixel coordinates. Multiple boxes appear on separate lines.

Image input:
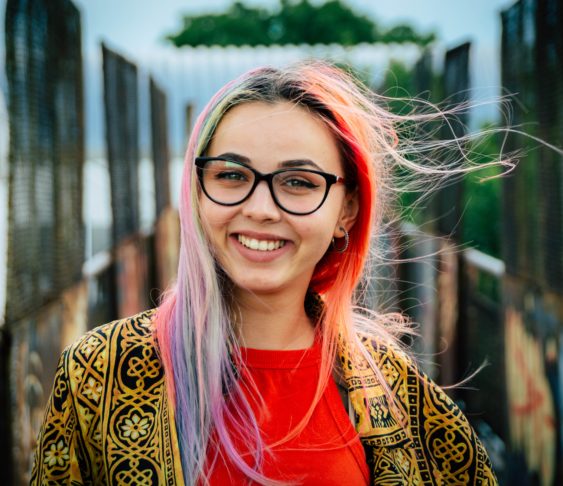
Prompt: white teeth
<box><xmin>237</xmin><ymin>234</ymin><xmax>286</xmax><ymax>251</ymax></box>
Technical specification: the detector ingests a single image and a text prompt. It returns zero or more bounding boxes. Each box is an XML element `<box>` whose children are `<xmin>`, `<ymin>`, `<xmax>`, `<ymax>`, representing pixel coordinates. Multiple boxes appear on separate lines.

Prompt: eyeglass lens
<box><xmin>200</xmin><ymin>159</ymin><xmax>328</xmax><ymax>214</ymax></box>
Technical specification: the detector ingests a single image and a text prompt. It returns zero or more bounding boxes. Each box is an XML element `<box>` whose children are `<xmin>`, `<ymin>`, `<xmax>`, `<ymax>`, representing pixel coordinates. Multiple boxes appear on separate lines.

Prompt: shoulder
<box><xmin>356</xmin><ymin>334</ymin><xmax>470</xmax><ymax>433</ymax></box>
<box><xmin>34</xmin><ymin>309</ymin><xmax>173</xmax><ymax>483</ymax></box>
<box><xmin>354</xmin><ymin>336</ymin><xmax>498</xmax><ymax>484</ymax></box>
<box><xmin>358</xmin><ymin>335</ymin><xmax>414</xmax><ymax>375</ymax></box>
<box><xmin>65</xmin><ymin>309</ymin><xmax>165</xmax><ymax>458</ymax></box>
<box><xmin>60</xmin><ymin>308</ymin><xmax>162</xmax><ymax>413</ymax></box>
<box><xmin>64</xmin><ymin>308</ymin><xmax>158</xmax><ymax>365</ymax></box>
<box><xmin>74</xmin><ymin>307</ymin><xmax>157</xmax><ymax>348</ymax></box>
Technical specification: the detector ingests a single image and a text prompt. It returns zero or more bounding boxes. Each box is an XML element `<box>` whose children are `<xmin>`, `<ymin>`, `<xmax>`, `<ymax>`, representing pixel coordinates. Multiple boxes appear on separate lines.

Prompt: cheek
<box><xmin>198</xmin><ymin>200</ymin><xmax>236</xmax><ymax>240</ymax></box>
<box><xmin>310</xmin><ymin>200</ymin><xmax>343</xmax><ymax>234</ymax></box>
<box><xmin>297</xmin><ymin>215</ymin><xmax>338</xmax><ymax>250</ymax></box>
<box><xmin>200</xmin><ymin>196</ymin><xmax>228</xmax><ymax>222</ymax></box>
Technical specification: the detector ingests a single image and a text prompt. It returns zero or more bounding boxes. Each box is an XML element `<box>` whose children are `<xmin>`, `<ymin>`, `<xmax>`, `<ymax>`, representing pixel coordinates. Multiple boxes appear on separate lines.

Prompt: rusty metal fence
<box><xmin>4</xmin><ymin>0</ymin><xmax>84</xmax><ymax>325</ymax></box>
<box><xmin>1</xmin><ymin>0</ymin><xmax>562</xmax><ymax>484</ymax></box>
<box><xmin>102</xmin><ymin>44</ymin><xmax>141</xmax><ymax>245</ymax></box>
<box><xmin>3</xmin><ymin>1</ymin><xmax>85</xmax><ymax>482</ymax></box>
<box><xmin>395</xmin><ymin>19</ymin><xmax>562</xmax><ymax>483</ymax></box>
<box><xmin>535</xmin><ymin>0</ymin><xmax>563</xmax><ymax>292</ymax></box>
<box><xmin>498</xmin><ymin>1</ymin><xmax>563</xmax><ymax>484</ymax></box>
<box><xmin>435</xmin><ymin>42</ymin><xmax>471</xmax><ymax>240</ymax></box>
<box><xmin>402</xmin><ymin>3</ymin><xmax>563</xmax><ymax>484</ymax></box>
<box><xmin>1</xmin><ymin>3</ymin><xmax>179</xmax><ymax>484</ymax></box>
<box><xmin>150</xmin><ymin>77</ymin><xmax>171</xmax><ymax>218</ymax></box>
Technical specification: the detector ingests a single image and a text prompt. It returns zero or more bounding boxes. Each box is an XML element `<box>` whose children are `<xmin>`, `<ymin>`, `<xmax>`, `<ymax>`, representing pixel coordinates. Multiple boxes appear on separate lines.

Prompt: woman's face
<box><xmin>199</xmin><ymin>101</ymin><xmax>357</xmax><ymax>297</ymax></box>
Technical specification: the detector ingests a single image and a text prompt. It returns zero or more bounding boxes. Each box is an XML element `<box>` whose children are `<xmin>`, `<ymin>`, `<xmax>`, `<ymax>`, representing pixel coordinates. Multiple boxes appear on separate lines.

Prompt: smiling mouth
<box><xmin>237</xmin><ymin>234</ymin><xmax>287</xmax><ymax>251</ymax></box>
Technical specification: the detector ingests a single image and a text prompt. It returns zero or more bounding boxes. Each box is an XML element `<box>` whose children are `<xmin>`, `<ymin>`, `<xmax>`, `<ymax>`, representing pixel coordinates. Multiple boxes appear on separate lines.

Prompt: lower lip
<box><xmin>230</xmin><ymin>235</ymin><xmax>292</xmax><ymax>263</ymax></box>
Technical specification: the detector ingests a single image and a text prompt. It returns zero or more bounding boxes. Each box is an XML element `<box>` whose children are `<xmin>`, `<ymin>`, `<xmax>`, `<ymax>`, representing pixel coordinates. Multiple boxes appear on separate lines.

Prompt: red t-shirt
<box><xmin>205</xmin><ymin>339</ymin><xmax>370</xmax><ymax>485</ymax></box>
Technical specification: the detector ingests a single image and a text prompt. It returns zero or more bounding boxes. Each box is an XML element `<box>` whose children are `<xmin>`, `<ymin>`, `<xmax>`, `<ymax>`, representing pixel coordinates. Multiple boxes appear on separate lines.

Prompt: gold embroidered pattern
<box><xmin>30</xmin><ymin>310</ymin><xmax>184</xmax><ymax>485</ymax></box>
<box><xmin>31</xmin><ymin>310</ymin><xmax>497</xmax><ymax>485</ymax></box>
<box><xmin>340</xmin><ymin>336</ymin><xmax>498</xmax><ymax>485</ymax></box>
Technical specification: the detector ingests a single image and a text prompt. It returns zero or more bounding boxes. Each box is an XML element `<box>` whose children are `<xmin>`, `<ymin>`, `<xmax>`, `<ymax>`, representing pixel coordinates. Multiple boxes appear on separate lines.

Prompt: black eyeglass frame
<box><xmin>195</xmin><ymin>156</ymin><xmax>346</xmax><ymax>216</ymax></box>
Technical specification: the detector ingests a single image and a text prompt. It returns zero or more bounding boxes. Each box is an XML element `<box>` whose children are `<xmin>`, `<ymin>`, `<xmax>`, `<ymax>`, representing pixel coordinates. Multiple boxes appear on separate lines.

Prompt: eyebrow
<box><xmin>217</xmin><ymin>152</ymin><xmax>323</xmax><ymax>171</ymax></box>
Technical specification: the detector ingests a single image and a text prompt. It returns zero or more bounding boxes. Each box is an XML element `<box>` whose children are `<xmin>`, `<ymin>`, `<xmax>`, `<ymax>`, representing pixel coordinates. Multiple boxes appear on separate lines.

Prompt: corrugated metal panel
<box><xmin>150</xmin><ymin>77</ymin><xmax>171</xmax><ymax>218</ymax></box>
<box><xmin>102</xmin><ymin>44</ymin><xmax>140</xmax><ymax>245</ymax></box>
<box><xmin>435</xmin><ymin>42</ymin><xmax>471</xmax><ymax>239</ymax></box>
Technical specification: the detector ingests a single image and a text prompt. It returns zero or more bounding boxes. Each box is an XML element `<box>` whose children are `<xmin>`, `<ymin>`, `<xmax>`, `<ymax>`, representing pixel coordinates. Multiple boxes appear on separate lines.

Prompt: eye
<box><xmin>205</xmin><ymin>160</ymin><xmax>253</xmax><ymax>184</ymax></box>
<box><xmin>214</xmin><ymin>170</ymin><xmax>249</xmax><ymax>181</ymax></box>
<box><xmin>283</xmin><ymin>177</ymin><xmax>318</xmax><ymax>188</ymax></box>
<box><xmin>277</xmin><ymin>171</ymin><xmax>322</xmax><ymax>191</ymax></box>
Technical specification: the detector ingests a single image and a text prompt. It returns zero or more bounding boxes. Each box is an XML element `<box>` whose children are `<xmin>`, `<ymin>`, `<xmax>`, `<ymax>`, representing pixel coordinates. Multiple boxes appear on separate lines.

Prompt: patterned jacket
<box><xmin>31</xmin><ymin>309</ymin><xmax>497</xmax><ymax>485</ymax></box>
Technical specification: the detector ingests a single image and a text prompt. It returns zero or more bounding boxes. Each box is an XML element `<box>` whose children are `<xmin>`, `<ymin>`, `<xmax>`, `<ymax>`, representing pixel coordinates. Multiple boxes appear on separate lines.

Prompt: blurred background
<box><xmin>0</xmin><ymin>0</ymin><xmax>561</xmax><ymax>484</ymax></box>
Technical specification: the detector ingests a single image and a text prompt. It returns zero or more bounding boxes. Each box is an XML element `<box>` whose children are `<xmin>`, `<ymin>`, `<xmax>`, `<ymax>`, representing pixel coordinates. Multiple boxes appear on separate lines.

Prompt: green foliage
<box><xmin>380</xmin><ymin>59</ymin><xmax>416</xmax><ymax>113</ymax></box>
<box><xmin>167</xmin><ymin>2</ymin><xmax>271</xmax><ymax>48</ymax></box>
<box><xmin>380</xmin><ymin>24</ymin><xmax>435</xmax><ymax>46</ymax></box>
<box><xmin>379</xmin><ymin>60</ymin><xmax>425</xmax><ymax>226</ymax></box>
<box><xmin>166</xmin><ymin>0</ymin><xmax>436</xmax><ymax>47</ymax></box>
<box><xmin>379</xmin><ymin>55</ymin><xmax>443</xmax><ymax>110</ymax></box>
<box><xmin>462</xmin><ymin>127</ymin><xmax>503</xmax><ymax>258</ymax></box>
<box><xmin>380</xmin><ymin>58</ymin><xmax>502</xmax><ymax>258</ymax></box>
<box><xmin>395</xmin><ymin>124</ymin><xmax>503</xmax><ymax>258</ymax></box>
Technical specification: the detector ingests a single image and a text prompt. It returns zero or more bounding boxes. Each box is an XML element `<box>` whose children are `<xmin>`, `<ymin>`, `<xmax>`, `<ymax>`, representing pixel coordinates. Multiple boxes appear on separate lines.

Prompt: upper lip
<box><xmin>232</xmin><ymin>230</ymin><xmax>289</xmax><ymax>241</ymax></box>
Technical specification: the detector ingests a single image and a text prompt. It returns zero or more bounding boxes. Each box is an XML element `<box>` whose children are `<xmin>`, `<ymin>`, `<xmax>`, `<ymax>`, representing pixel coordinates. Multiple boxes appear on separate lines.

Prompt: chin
<box><xmin>234</xmin><ymin>279</ymin><xmax>286</xmax><ymax>296</ymax></box>
<box><xmin>227</xmin><ymin>270</ymin><xmax>294</xmax><ymax>295</ymax></box>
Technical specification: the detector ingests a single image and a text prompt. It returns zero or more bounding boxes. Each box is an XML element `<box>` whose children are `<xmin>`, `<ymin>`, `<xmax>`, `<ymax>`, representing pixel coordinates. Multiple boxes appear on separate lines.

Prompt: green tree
<box><xmin>380</xmin><ymin>59</ymin><xmax>415</xmax><ymax>107</ymax></box>
<box><xmin>166</xmin><ymin>0</ymin><xmax>435</xmax><ymax>47</ymax></box>
<box><xmin>462</xmin><ymin>125</ymin><xmax>503</xmax><ymax>258</ymax></box>
<box><xmin>376</xmin><ymin>52</ymin><xmax>502</xmax><ymax>261</ymax></box>
<box><xmin>381</xmin><ymin>24</ymin><xmax>435</xmax><ymax>46</ymax></box>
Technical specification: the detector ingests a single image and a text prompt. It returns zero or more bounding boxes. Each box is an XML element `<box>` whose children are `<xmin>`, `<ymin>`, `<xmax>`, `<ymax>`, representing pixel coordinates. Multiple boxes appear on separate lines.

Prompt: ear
<box><xmin>334</xmin><ymin>190</ymin><xmax>359</xmax><ymax>238</ymax></box>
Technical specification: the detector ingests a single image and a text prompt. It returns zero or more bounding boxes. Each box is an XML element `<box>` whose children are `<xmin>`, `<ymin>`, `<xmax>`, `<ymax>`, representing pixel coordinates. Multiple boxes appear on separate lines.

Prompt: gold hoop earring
<box><xmin>331</xmin><ymin>226</ymin><xmax>349</xmax><ymax>253</ymax></box>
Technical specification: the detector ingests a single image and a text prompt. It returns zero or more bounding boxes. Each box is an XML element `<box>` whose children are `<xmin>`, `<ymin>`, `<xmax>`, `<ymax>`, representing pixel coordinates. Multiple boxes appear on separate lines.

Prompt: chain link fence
<box><xmin>5</xmin><ymin>0</ymin><xmax>84</xmax><ymax>325</ymax></box>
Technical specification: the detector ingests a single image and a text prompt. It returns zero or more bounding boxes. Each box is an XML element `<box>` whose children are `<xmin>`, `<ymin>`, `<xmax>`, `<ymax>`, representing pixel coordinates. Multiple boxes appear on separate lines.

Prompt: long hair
<box><xmin>154</xmin><ymin>60</ymin><xmax>512</xmax><ymax>485</ymax></box>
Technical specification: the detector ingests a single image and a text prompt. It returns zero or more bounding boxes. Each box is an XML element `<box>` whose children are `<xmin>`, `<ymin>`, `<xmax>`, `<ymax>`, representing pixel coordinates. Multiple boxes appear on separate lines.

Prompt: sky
<box><xmin>0</xmin><ymin>0</ymin><xmax>519</xmax><ymax>265</ymax></box>
<box><xmin>73</xmin><ymin>0</ymin><xmax>515</xmax><ymax>56</ymax></box>
<box><xmin>70</xmin><ymin>0</ymin><xmax>516</xmax><ymax>159</ymax></box>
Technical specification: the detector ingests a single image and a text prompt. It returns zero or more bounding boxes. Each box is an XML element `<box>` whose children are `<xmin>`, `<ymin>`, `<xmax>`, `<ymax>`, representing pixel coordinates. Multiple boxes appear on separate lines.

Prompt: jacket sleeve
<box><xmin>30</xmin><ymin>346</ymin><xmax>90</xmax><ymax>485</ymax></box>
<box><xmin>410</xmin><ymin>362</ymin><xmax>497</xmax><ymax>484</ymax></box>
<box><xmin>370</xmin><ymin>341</ymin><xmax>498</xmax><ymax>485</ymax></box>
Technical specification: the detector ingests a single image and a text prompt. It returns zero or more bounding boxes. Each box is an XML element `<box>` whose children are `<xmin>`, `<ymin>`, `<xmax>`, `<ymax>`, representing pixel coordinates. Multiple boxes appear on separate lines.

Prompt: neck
<box><xmin>232</xmin><ymin>286</ymin><xmax>315</xmax><ymax>350</ymax></box>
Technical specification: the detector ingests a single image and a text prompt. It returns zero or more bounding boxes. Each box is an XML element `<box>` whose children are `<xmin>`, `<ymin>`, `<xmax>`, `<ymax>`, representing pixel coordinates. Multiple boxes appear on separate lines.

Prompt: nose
<box><xmin>241</xmin><ymin>180</ymin><xmax>282</xmax><ymax>222</ymax></box>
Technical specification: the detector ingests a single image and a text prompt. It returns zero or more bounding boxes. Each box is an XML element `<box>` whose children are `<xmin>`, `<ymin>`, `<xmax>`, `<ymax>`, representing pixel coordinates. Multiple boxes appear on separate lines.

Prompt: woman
<box><xmin>32</xmin><ymin>61</ymin><xmax>498</xmax><ymax>485</ymax></box>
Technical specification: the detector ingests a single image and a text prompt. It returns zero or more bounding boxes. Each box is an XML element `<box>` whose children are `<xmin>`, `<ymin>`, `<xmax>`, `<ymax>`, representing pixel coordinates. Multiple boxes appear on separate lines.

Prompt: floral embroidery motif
<box><xmin>381</xmin><ymin>360</ymin><xmax>399</xmax><ymax>385</ymax></box>
<box><xmin>81</xmin><ymin>335</ymin><xmax>100</xmax><ymax>357</ymax></box>
<box><xmin>31</xmin><ymin>311</ymin><xmax>184</xmax><ymax>484</ymax></box>
<box><xmin>120</xmin><ymin>413</ymin><xmax>151</xmax><ymax>440</ymax></box>
<box><xmin>82</xmin><ymin>377</ymin><xmax>102</xmax><ymax>402</ymax></box>
<box><xmin>31</xmin><ymin>309</ymin><xmax>497</xmax><ymax>485</ymax></box>
<box><xmin>43</xmin><ymin>439</ymin><xmax>69</xmax><ymax>467</ymax></box>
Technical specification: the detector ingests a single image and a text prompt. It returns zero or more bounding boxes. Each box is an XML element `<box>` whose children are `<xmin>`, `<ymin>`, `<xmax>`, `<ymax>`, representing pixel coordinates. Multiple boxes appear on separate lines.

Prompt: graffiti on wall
<box><xmin>115</xmin><ymin>239</ymin><xmax>150</xmax><ymax>318</ymax></box>
<box><xmin>437</xmin><ymin>245</ymin><xmax>459</xmax><ymax>386</ymax></box>
<box><xmin>10</xmin><ymin>281</ymin><xmax>87</xmax><ymax>485</ymax></box>
<box><xmin>505</xmin><ymin>306</ymin><xmax>556</xmax><ymax>486</ymax></box>
<box><xmin>154</xmin><ymin>206</ymin><xmax>180</xmax><ymax>294</ymax></box>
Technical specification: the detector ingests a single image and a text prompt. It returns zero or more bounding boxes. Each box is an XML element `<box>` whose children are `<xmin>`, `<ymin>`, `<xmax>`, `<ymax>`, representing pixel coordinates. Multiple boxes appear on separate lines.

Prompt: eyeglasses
<box><xmin>195</xmin><ymin>157</ymin><xmax>345</xmax><ymax>215</ymax></box>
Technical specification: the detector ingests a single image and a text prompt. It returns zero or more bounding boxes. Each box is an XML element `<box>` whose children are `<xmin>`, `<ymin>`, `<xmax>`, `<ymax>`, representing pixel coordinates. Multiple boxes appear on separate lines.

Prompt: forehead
<box><xmin>207</xmin><ymin>101</ymin><xmax>342</xmax><ymax>172</ymax></box>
